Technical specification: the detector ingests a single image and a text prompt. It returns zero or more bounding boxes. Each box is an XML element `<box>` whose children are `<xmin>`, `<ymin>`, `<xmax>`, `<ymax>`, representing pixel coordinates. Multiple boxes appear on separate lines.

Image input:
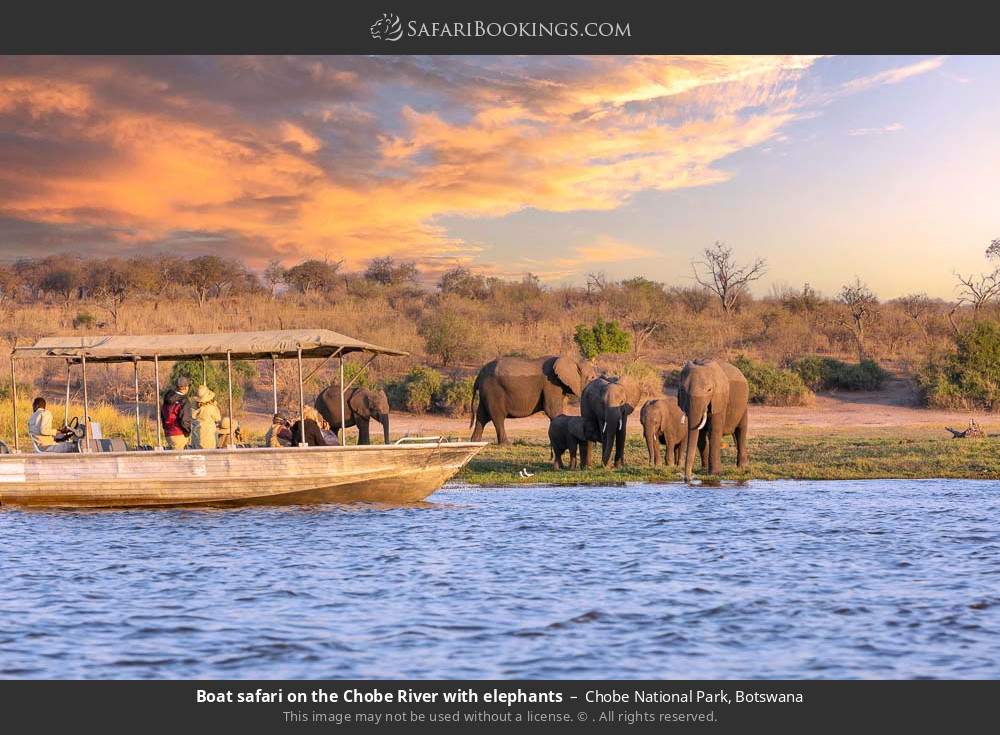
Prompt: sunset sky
<box><xmin>0</xmin><ymin>55</ymin><xmax>997</xmax><ymax>298</ymax></box>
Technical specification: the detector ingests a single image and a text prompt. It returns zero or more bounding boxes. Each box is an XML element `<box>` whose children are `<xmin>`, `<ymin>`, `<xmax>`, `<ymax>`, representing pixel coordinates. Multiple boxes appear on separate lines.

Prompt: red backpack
<box><xmin>162</xmin><ymin>399</ymin><xmax>184</xmax><ymax>435</ymax></box>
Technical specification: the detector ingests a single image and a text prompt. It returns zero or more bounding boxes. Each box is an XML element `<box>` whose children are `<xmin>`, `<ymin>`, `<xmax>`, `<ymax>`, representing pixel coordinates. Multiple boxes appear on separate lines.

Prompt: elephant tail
<box><xmin>468</xmin><ymin>375</ymin><xmax>480</xmax><ymax>430</ymax></box>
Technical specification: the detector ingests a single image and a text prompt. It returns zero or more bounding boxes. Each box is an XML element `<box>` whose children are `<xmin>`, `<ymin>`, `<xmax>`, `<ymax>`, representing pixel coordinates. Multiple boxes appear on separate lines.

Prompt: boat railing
<box><xmin>394</xmin><ymin>436</ymin><xmax>443</xmax><ymax>444</ymax></box>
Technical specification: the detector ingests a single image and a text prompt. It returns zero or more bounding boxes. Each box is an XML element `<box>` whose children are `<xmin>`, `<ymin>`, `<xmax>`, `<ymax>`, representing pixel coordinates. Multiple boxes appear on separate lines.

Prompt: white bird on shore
<box><xmin>518</xmin><ymin>468</ymin><xmax>535</xmax><ymax>478</ymax></box>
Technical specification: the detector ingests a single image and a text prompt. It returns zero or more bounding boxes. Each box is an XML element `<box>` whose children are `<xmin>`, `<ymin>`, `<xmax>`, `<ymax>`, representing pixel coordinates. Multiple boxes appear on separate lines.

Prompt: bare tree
<box><xmin>954</xmin><ymin>270</ymin><xmax>1000</xmax><ymax>314</ymax></box>
<box><xmin>836</xmin><ymin>278</ymin><xmax>880</xmax><ymax>361</ymax></box>
<box><xmin>692</xmin><ymin>242</ymin><xmax>767</xmax><ymax>315</ymax></box>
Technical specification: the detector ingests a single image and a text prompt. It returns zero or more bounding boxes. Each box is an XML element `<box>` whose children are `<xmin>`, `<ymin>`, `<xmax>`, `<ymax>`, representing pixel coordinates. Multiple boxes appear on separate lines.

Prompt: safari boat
<box><xmin>0</xmin><ymin>330</ymin><xmax>486</xmax><ymax>508</ymax></box>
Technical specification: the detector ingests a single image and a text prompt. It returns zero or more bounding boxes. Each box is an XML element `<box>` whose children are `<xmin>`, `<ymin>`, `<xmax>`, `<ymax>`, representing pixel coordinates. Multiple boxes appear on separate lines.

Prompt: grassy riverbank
<box><xmin>457</xmin><ymin>434</ymin><xmax>1000</xmax><ymax>485</ymax></box>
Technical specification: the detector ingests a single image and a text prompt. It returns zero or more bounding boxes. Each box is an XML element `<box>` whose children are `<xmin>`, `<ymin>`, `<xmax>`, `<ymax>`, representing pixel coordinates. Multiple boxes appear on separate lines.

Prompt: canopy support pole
<box><xmin>339</xmin><ymin>356</ymin><xmax>346</xmax><ymax>446</ymax></box>
<box><xmin>297</xmin><ymin>347</ymin><xmax>306</xmax><ymax>447</ymax></box>
<box><xmin>202</xmin><ymin>356</ymin><xmax>208</xmax><ymax>386</ymax></box>
<box><xmin>9</xmin><ymin>355</ymin><xmax>18</xmax><ymax>453</ymax></box>
<box><xmin>81</xmin><ymin>355</ymin><xmax>91</xmax><ymax>453</ymax></box>
<box><xmin>271</xmin><ymin>356</ymin><xmax>278</xmax><ymax>415</ymax></box>
<box><xmin>64</xmin><ymin>360</ymin><xmax>71</xmax><ymax>426</ymax></box>
<box><xmin>226</xmin><ymin>351</ymin><xmax>235</xmax><ymax>449</ymax></box>
<box><xmin>153</xmin><ymin>355</ymin><xmax>162</xmax><ymax>450</ymax></box>
<box><xmin>133</xmin><ymin>358</ymin><xmax>141</xmax><ymax>449</ymax></box>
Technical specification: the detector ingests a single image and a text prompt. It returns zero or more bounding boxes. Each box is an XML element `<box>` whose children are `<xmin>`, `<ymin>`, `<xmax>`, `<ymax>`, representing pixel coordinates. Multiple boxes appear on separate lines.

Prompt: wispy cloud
<box><xmin>848</xmin><ymin>122</ymin><xmax>904</xmax><ymax>136</ymax></box>
<box><xmin>837</xmin><ymin>56</ymin><xmax>947</xmax><ymax>97</ymax></box>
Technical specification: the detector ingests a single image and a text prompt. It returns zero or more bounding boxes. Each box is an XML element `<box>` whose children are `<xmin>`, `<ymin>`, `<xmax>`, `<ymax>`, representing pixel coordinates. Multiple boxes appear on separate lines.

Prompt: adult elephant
<box><xmin>314</xmin><ymin>386</ymin><xmax>390</xmax><ymax>444</ymax></box>
<box><xmin>581</xmin><ymin>377</ymin><xmax>635</xmax><ymax>468</ymax></box>
<box><xmin>470</xmin><ymin>355</ymin><xmax>597</xmax><ymax>444</ymax></box>
<box><xmin>677</xmin><ymin>359</ymin><xmax>750</xmax><ymax>482</ymax></box>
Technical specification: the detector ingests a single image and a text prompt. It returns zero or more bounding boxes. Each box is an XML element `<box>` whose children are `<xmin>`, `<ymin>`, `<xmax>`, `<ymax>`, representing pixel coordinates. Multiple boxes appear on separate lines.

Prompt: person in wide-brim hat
<box><xmin>190</xmin><ymin>384</ymin><xmax>221</xmax><ymax>450</ymax></box>
<box><xmin>194</xmin><ymin>384</ymin><xmax>216</xmax><ymax>404</ymax></box>
<box><xmin>217</xmin><ymin>416</ymin><xmax>241</xmax><ymax>448</ymax></box>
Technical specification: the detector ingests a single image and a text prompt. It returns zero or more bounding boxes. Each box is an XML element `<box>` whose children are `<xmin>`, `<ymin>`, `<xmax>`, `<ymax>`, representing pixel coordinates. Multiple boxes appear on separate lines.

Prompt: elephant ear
<box><xmin>347</xmin><ymin>388</ymin><xmax>367</xmax><ymax>416</ymax></box>
<box><xmin>552</xmin><ymin>356</ymin><xmax>582</xmax><ymax>396</ymax></box>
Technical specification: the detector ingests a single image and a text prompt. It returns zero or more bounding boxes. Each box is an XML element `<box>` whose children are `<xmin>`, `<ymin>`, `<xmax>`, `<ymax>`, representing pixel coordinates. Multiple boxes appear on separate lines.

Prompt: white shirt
<box><xmin>28</xmin><ymin>408</ymin><xmax>57</xmax><ymax>446</ymax></box>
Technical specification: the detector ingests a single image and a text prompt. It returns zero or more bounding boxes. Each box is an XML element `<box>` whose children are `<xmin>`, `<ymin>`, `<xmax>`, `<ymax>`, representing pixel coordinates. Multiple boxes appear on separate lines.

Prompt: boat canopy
<box><xmin>11</xmin><ymin>329</ymin><xmax>408</xmax><ymax>363</ymax></box>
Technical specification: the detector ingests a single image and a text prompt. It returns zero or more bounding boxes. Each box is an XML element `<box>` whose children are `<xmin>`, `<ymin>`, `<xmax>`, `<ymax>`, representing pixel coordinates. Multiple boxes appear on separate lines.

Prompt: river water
<box><xmin>2</xmin><ymin>480</ymin><xmax>999</xmax><ymax>679</ymax></box>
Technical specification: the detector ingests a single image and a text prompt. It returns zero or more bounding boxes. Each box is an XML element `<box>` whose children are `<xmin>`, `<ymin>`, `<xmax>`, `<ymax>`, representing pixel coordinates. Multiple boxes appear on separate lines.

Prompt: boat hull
<box><xmin>0</xmin><ymin>442</ymin><xmax>487</xmax><ymax>509</ymax></box>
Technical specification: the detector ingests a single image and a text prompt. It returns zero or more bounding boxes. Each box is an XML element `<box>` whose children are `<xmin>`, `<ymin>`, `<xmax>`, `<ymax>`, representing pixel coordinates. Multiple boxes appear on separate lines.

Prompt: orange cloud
<box><xmin>0</xmin><ymin>56</ymin><xmax>829</xmax><ymax>272</ymax></box>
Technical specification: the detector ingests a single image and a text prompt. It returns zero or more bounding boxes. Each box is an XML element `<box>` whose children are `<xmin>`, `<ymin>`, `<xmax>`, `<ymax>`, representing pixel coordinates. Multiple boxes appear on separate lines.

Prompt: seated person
<box><xmin>288</xmin><ymin>406</ymin><xmax>329</xmax><ymax>447</ymax></box>
<box><xmin>216</xmin><ymin>417</ymin><xmax>243</xmax><ymax>449</ymax></box>
<box><xmin>264</xmin><ymin>414</ymin><xmax>293</xmax><ymax>447</ymax></box>
<box><xmin>28</xmin><ymin>397</ymin><xmax>76</xmax><ymax>453</ymax></box>
<box><xmin>319</xmin><ymin>418</ymin><xmax>340</xmax><ymax>447</ymax></box>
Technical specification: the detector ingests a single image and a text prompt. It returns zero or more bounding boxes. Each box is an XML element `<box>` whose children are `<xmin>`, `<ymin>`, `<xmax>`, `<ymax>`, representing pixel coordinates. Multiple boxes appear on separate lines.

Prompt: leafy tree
<box><xmin>437</xmin><ymin>266</ymin><xmax>493</xmax><ymax>300</ymax></box>
<box><xmin>365</xmin><ymin>257</ymin><xmax>419</xmax><ymax>286</ymax></box>
<box><xmin>183</xmin><ymin>255</ymin><xmax>245</xmax><ymax>306</ymax></box>
<box><xmin>574</xmin><ymin>319</ymin><xmax>631</xmax><ymax>360</ymax></box>
<box><xmin>283</xmin><ymin>258</ymin><xmax>342</xmax><ymax>294</ymax></box>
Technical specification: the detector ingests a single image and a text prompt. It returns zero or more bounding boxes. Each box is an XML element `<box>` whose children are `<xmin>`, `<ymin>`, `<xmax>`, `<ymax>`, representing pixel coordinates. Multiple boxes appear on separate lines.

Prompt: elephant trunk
<box><xmin>683</xmin><ymin>396</ymin><xmax>710</xmax><ymax>482</ymax></box>
<box><xmin>380</xmin><ymin>414</ymin><xmax>390</xmax><ymax>444</ymax></box>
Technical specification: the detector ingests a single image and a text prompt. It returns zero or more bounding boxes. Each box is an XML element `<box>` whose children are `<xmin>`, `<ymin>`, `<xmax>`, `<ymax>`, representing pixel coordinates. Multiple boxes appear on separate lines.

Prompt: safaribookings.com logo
<box><xmin>370</xmin><ymin>13</ymin><xmax>631</xmax><ymax>41</ymax></box>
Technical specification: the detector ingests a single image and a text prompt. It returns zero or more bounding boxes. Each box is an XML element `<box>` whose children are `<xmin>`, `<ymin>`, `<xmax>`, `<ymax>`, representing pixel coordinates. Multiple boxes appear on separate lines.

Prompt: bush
<box><xmin>732</xmin><ymin>355</ymin><xmax>814</xmax><ymax>406</ymax></box>
<box><xmin>574</xmin><ymin>319</ymin><xmax>631</xmax><ymax>360</ymax></box>
<box><xmin>789</xmin><ymin>356</ymin><xmax>889</xmax><ymax>391</ymax></box>
<box><xmin>72</xmin><ymin>311</ymin><xmax>97</xmax><ymax>329</ymax></box>
<box><xmin>419</xmin><ymin>308</ymin><xmax>480</xmax><ymax>366</ymax></box>
<box><xmin>917</xmin><ymin>320</ymin><xmax>1000</xmax><ymax>410</ymax></box>
<box><xmin>386</xmin><ymin>366</ymin><xmax>443</xmax><ymax>413</ymax></box>
<box><xmin>436</xmin><ymin>376</ymin><xmax>475</xmax><ymax>416</ymax></box>
<box><xmin>168</xmin><ymin>359</ymin><xmax>255</xmax><ymax>406</ymax></box>
<box><xmin>618</xmin><ymin>360</ymin><xmax>663</xmax><ymax>403</ymax></box>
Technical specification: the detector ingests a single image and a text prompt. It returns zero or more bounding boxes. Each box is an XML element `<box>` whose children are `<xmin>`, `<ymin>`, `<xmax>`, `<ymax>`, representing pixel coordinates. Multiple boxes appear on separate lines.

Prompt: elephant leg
<box><xmin>568</xmin><ymin>442</ymin><xmax>578</xmax><ymax>469</ymax></box>
<box><xmin>663</xmin><ymin>436</ymin><xmax>675</xmax><ymax>467</ymax></box>
<box><xmin>579</xmin><ymin>441</ymin><xmax>590</xmax><ymax>470</ymax></box>
<box><xmin>614</xmin><ymin>423</ymin><xmax>626</xmax><ymax>468</ymax></box>
<box><xmin>645</xmin><ymin>428</ymin><xmax>659</xmax><ymax>466</ymax></box>
<box><xmin>735</xmin><ymin>410</ymin><xmax>749</xmax><ymax>469</ymax></box>
<box><xmin>470</xmin><ymin>400</ymin><xmax>489</xmax><ymax>442</ymax></box>
<box><xmin>356</xmin><ymin>418</ymin><xmax>370</xmax><ymax>445</ymax></box>
<box><xmin>552</xmin><ymin>446</ymin><xmax>564</xmax><ymax>470</ymax></box>
<box><xmin>482</xmin><ymin>394</ymin><xmax>509</xmax><ymax>444</ymax></box>
<box><xmin>698</xmin><ymin>430</ymin><xmax>708</xmax><ymax>469</ymax></box>
<box><xmin>673</xmin><ymin>441</ymin><xmax>682</xmax><ymax>466</ymax></box>
<box><xmin>708</xmin><ymin>423</ymin><xmax>724</xmax><ymax>475</ymax></box>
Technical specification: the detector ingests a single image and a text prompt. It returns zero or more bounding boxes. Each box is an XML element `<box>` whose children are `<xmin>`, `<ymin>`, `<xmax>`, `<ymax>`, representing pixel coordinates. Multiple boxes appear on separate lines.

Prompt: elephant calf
<box><xmin>640</xmin><ymin>398</ymin><xmax>687</xmax><ymax>467</ymax></box>
<box><xmin>314</xmin><ymin>385</ymin><xmax>391</xmax><ymax>445</ymax></box>
<box><xmin>548</xmin><ymin>414</ymin><xmax>594</xmax><ymax>470</ymax></box>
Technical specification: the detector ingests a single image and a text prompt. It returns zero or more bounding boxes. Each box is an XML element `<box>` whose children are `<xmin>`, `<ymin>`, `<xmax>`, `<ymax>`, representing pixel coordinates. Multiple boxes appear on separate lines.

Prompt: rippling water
<box><xmin>2</xmin><ymin>480</ymin><xmax>999</xmax><ymax>679</ymax></box>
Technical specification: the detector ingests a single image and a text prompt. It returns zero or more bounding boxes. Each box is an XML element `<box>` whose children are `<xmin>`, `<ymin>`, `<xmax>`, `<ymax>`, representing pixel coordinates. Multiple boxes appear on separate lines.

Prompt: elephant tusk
<box><xmin>618</xmin><ymin>418</ymin><xmax>622</xmax><ymax>431</ymax></box>
<box><xmin>695</xmin><ymin>410</ymin><xmax>708</xmax><ymax>431</ymax></box>
<box><xmin>601</xmin><ymin>422</ymin><xmax>607</xmax><ymax>435</ymax></box>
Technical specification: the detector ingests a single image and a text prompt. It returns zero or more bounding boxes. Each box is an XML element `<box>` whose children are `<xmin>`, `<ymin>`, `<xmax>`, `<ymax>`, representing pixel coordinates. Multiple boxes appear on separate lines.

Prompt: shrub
<box><xmin>419</xmin><ymin>308</ymin><xmax>480</xmax><ymax>366</ymax></box>
<box><xmin>72</xmin><ymin>311</ymin><xmax>97</xmax><ymax>329</ymax></box>
<box><xmin>386</xmin><ymin>366</ymin><xmax>443</xmax><ymax>413</ymax></box>
<box><xmin>789</xmin><ymin>356</ymin><xmax>889</xmax><ymax>391</ymax></box>
<box><xmin>618</xmin><ymin>360</ymin><xmax>663</xmax><ymax>403</ymax></box>
<box><xmin>732</xmin><ymin>355</ymin><xmax>814</xmax><ymax>406</ymax></box>
<box><xmin>574</xmin><ymin>318</ymin><xmax>631</xmax><ymax>360</ymax></box>
<box><xmin>168</xmin><ymin>359</ymin><xmax>255</xmax><ymax>406</ymax></box>
<box><xmin>916</xmin><ymin>320</ymin><xmax>1000</xmax><ymax>410</ymax></box>
<box><xmin>436</xmin><ymin>376</ymin><xmax>475</xmax><ymax>416</ymax></box>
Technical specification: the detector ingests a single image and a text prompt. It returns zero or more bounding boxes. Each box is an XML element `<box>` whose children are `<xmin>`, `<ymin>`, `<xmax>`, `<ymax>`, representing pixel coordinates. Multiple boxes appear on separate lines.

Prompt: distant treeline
<box><xmin>3</xmin><ymin>243</ymin><xmax>1000</xmax><ymax>412</ymax></box>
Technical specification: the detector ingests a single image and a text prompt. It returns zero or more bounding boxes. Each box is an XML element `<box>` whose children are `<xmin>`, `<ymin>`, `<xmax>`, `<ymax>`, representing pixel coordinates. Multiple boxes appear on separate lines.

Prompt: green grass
<box><xmin>457</xmin><ymin>435</ymin><xmax>1000</xmax><ymax>485</ymax></box>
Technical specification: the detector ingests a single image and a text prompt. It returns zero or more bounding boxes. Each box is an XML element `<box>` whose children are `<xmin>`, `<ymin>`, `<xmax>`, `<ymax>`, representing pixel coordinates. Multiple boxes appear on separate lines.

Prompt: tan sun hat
<box><xmin>194</xmin><ymin>384</ymin><xmax>215</xmax><ymax>403</ymax></box>
<box><xmin>218</xmin><ymin>417</ymin><xmax>233</xmax><ymax>434</ymax></box>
